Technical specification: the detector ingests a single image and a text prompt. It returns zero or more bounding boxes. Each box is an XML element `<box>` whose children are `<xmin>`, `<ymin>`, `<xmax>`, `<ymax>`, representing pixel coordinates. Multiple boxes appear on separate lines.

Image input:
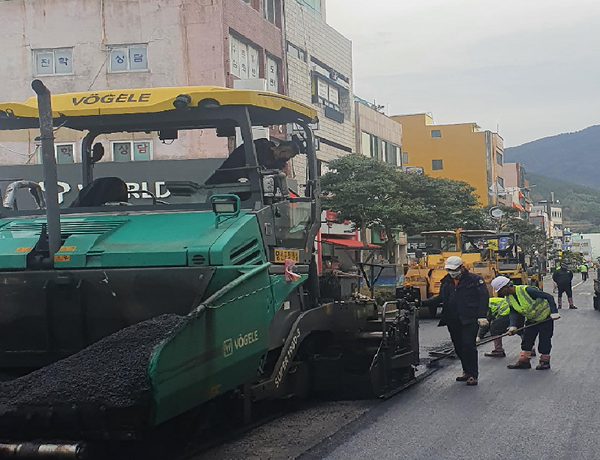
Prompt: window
<box><xmin>431</xmin><ymin>129</ymin><xmax>442</xmax><ymax>138</ymax></box>
<box><xmin>287</xmin><ymin>42</ymin><xmax>306</xmax><ymax>62</ymax></box>
<box><xmin>266</xmin><ymin>56</ymin><xmax>279</xmax><ymax>93</ymax></box>
<box><xmin>263</xmin><ymin>0</ymin><xmax>276</xmax><ymax>24</ymax></box>
<box><xmin>379</xmin><ymin>141</ymin><xmax>401</xmax><ymax>166</ymax></box>
<box><xmin>362</xmin><ymin>133</ymin><xmax>380</xmax><ymax>158</ymax></box>
<box><xmin>313</xmin><ymin>77</ymin><xmax>341</xmax><ymax>112</ymax></box>
<box><xmin>229</xmin><ymin>34</ymin><xmax>260</xmax><ymax>80</ymax></box>
<box><xmin>361</xmin><ymin>131</ymin><xmax>373</xmax><ymax>157</ymax></box>
<box><xmin>297</xmin><ymin>0</ymin><xmax>321</xmax><ymax>16</ymax></box>
<box><xmin>432</xmin><ymin>159</ymin><xmax>443</xmax><ymax>170</ymax></box>
<box><xmin>381</xmin><ymin>140</ymin><xmax>388</xmax><ymax>163</ymax></box>
<box><xmin>392</xmin><ymin>145</ymin><xmax>401</xmax><ymax>166</ymax></box>
<box><xmin>108</xmin><ymin>45</ymin><xmax>148</xmax><ymax>73</ymax></box>
<box><xmin>34</xmin><ymin>48</ymin><xmax>73</xmax><ymax>76</ymax></box>
<box><xmin>39</xmin><ymin>143</ymin><xmax>77</xmax><ymax>163</ymax></box>
<box><xmin>496</xmin><ymin>151</ymin><xmax>504</xmax><ymax>166</ymax></box>
<box><xmin>112</xmin><ymin>141</ymin><xmax>152</xmax><ymax>162</ymax></box>
<box><xmin>402</xmin><ymin>152</ymin><xmax>409</xmax><ymax>165</ymax></box>
<box><xmin>55</xmin><ymin>143</ymin><xmax>76</xmax><ymax>164</ymax></box>
<box><xmin>497</xmin><ymin>176</ymin><xmax>504</xmax><ymax>187</ymax></box>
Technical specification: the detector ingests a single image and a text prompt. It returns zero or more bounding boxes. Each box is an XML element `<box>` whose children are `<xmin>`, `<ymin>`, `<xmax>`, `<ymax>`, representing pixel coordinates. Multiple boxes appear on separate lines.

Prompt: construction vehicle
<box><xmin>483</xmin><ymin>232</ymin><xmax>544</xmax><ymax>288</ymax></box>
<box><xmin>404</xmin><ymin>229</ymin><xmax>497</xmax><ymax>317</ymax></box>
<box><xmin>0</xmin><ymin>82</ymin><xmax>420</xmax><ymax>458</ymax></box>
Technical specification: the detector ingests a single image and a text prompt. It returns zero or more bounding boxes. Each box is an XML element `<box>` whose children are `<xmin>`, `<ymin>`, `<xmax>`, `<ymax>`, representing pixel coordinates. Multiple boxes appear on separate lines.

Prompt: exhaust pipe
<box><xmin>0</xmin><ymin>443</ymin><xmax>86</xmax><ymax>459</ymax></box>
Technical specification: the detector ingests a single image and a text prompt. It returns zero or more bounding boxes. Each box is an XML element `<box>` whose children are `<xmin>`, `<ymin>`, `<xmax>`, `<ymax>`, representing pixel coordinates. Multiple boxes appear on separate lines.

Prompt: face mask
<box><xmin>447</xmin><ymin>269</ymin><xmax>461</xmax><ymax>279</ymax></box>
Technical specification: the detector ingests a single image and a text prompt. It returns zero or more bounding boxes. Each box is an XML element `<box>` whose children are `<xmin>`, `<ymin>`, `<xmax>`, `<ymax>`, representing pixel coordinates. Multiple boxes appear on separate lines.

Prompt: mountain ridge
<box><xmin>527</xmin><ymin>171</ymin><xmax>600</xmax><ymax>232</ymax></box>
<box><xmin>505</xmin><ymin>125</ymin><xmax>600</xmax><ymax>190</ymax></box>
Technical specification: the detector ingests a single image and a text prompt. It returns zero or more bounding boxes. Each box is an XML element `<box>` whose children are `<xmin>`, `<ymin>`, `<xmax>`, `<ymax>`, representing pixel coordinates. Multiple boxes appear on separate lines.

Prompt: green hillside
<box><xmin>505</xmin><ymin>125</ymin><xmax>600</xmax><ymax>189</ymax></box>
<box><xmin>527</xmin><ymin>172</ymin><xmax>600</xmax><ymax>232</ymax></box>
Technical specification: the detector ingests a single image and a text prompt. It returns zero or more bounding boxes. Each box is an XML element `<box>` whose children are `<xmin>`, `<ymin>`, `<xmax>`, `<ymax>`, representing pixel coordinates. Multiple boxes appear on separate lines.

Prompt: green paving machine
<box><xmin>0</xmin><ymin>82</ymin><xmax>420</xmax><ymax>458</ymax></box>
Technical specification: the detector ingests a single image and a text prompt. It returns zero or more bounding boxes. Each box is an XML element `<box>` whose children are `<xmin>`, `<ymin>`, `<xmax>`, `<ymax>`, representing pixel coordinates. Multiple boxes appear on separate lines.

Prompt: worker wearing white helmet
<box><xmin>491</xmin><ymin>276</ymin><xmax>560</xmax><ymax>370</ymax></box>
<box><xmin>422</xmin><ymin>256</ymin><xmax>489</xmax><ymax>386</ymax></box>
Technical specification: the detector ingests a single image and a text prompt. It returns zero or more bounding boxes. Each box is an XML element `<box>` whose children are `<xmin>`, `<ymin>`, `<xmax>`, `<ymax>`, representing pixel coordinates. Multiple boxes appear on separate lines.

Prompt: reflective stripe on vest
<box><xmin>489</xmin><ymin>297</ymin><xmax>510</xmax><ymax>318</ymax></box>
<box><xmin>507</xmin><ymin>285</ymin><xmax>550</xmax><ymax>322</ymax></box>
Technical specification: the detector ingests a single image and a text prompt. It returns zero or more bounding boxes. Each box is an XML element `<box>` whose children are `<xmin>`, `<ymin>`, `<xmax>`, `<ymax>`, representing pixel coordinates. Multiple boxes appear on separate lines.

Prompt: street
<box><xmin>301</xmin><ymin>277</ymin><xmax>598</xmax><ymax>460</ymax></box>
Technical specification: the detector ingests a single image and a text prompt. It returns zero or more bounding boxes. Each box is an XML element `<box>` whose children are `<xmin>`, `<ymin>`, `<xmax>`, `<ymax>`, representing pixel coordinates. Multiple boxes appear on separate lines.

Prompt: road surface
<box><xmin>301</xmin><ymin>277</ymin><xmax>598</xmax><ymax>460</ymax></box>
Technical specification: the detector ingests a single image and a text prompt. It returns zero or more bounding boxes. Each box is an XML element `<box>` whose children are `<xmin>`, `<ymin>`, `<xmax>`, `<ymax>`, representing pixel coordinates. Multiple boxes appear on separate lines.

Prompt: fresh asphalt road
<box><xmin>302</xmin><ymin>274</ymin><xmax>599</xmax><ymax>460</ymax></box>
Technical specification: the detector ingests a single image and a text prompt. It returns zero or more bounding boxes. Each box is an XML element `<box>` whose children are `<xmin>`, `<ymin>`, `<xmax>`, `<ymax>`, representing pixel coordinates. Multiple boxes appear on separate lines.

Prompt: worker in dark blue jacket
<box><xmin>422</xmin><ymin>256</ymin><xmax>489</xmax><ymax>386</ymax></box>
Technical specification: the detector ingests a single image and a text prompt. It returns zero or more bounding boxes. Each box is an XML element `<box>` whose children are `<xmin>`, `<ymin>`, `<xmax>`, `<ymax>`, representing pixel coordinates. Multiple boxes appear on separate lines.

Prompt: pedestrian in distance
<box><xmin>422</xmin><ymin>256</ymin><xmax>489</xmax><ymax>386</ymax></box>
<box><xmin>580</xmin><ymin>263</ymin><xmax>589</xmax><ymax>282</ymax></box>
<box><xmin>491</xmin><ymin>276</ymin><xmax>561</xmax><ymax>370</ymax></box>
<box><xmin>552</xmin><ymin>263</ymin><xmax>577</xmax><ymax>309</ymax></box>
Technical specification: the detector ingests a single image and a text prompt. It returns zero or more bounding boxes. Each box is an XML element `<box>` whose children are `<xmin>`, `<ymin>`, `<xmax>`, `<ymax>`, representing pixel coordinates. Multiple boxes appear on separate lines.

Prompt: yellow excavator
<box><xmin>483</xmin><ymin>232</ymin><xmax>544</xmax><ymax>289</ymax></box>
<box><xmin>405</xmin><ymin>229</ymin><xmax>498</xmax><ymax>317</ymax></box>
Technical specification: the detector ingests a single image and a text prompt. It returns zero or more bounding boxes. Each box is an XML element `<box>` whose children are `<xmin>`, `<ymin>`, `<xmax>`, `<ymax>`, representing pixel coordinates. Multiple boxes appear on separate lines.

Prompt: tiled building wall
<box><xmin>284</xmin><ymin>0</ymin><xmax>354</xmax><ymax>185</ymax></box>
<box><xmin>0</xmin><ymin>0</ymin><xmax>286</xmax><ymax>165</ymax></box>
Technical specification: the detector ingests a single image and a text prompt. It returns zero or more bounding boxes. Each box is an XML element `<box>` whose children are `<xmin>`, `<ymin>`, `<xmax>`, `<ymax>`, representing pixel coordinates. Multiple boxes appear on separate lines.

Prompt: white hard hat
<box><xmin>491</xmin><ymin>276</ymin><xmax>511</xmax><ymax>292</ymax></box>
<box><xmin>444</xmin><ymin>256</ymin><xmax>463</xmax><ymax>270</ymax></box>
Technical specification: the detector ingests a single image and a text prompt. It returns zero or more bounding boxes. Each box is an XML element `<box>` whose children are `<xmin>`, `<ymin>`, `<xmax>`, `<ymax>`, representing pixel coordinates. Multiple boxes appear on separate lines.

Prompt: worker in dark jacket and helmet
<box><xmin>422</xmin><ymin>256</ymin><xmax>489</xmax><ymax>386</ymax></box>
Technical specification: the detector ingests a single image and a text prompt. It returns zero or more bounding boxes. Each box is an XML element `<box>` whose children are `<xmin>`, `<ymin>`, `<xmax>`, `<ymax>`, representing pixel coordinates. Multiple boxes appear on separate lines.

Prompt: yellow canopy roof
<box><xmin>0</xmin><ymin>86</ymin><xmax>317</xmax><ymax>129</ymax></box>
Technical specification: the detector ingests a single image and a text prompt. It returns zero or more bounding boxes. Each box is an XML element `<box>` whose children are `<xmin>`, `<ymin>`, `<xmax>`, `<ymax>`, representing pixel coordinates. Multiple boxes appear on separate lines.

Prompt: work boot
<box><xmin>485</xmin><ymin>338</ymin><xmax>505</xmax><ymax>357</ymax></box>
<box><xmin>456</xmin><ymin>373</ymin><xmax>469</xmax><ymax>382</ymax></box>
<box><xmin>484</xmin><ymin>350</ymin><xmax>506</xmax><ymax>357</ymax></box>
<box><xmin>507</xmin><ymin>351</ymin><xmax>532</xmax><ymax>369</ymax></box>
<box><xmin>536</xmin><ymin>354</ymin><xmax>551</xmax><ymax>370</ymax></box>
<box><xmin>569</xmin><ymin>305</ymin><xmax>578</xmax><ymax>309</ymax></box>
<box><xmin>466</xmin><ymin>377</ymin><xmax>478</xmax><ymax>386</ymax></box>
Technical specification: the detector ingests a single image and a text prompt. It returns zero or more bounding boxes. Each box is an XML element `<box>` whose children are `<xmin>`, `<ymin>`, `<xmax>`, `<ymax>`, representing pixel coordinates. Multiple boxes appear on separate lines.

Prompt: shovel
<box><xmin>431</xmin><ymin>317</ymin><xmax>555</xmax><ymax>359</ymax></box>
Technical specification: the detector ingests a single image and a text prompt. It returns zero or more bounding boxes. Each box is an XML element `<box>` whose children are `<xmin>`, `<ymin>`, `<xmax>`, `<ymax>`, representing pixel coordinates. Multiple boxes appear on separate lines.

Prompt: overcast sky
<box><xmin>326</xmin><ymin>0</ymin><xmax>600</xmax><ymax>147</ymax></box>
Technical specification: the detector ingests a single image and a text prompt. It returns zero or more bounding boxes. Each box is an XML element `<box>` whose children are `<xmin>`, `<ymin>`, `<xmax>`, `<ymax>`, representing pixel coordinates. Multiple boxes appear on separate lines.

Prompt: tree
<box><xmin>320</xmin><ymin>155</ymin><xmax>421</xmax><ymax>261</ymax></box>
<box><xmin>396</xmin><ymin>173</ymin><xmax>486</xmax><ymax>233</ymax></box>
<box><xmin>320</xmin><ymin>154</ymin><xmax>484</xmax><ymax>263</ymax></box>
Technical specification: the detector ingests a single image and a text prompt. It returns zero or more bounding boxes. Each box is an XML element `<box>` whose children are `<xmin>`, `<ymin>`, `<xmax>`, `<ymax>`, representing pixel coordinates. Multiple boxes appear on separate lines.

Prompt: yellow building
<box><xmin>391</xmin><ymin>113</ymin><xmax>506</xmax><ymax>206</ymax></box>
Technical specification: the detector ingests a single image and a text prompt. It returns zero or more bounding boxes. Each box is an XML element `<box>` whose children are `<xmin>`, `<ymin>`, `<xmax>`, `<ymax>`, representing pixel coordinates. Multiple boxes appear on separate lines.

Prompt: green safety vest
<box><xmin>507</xmin><ymin>285</ymin><xmax>550</xmax><ymax>323</ymax></box>
<box><xmin>580</xmin><ymin>265</ymin><xmax>588</xmax><ymax>273</ymax></box>
<box><xmin>488</xmin><ymin>297</ymin><xmax>510</xmax><ymax>319</ymax></box>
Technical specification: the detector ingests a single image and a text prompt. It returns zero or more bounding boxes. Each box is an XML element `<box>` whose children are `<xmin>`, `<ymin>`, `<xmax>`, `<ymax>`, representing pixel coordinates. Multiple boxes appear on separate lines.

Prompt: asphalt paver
<box><xmin>303</xmin><ymin>277</ymin><xmax>599</xmax><ymax>460</ymax></box>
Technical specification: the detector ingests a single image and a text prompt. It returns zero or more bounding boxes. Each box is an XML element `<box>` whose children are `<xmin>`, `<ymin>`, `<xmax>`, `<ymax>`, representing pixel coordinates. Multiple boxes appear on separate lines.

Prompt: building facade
<box><xmin>532</xmin><ymin>199</ymin><xmax>565</xmax><ymax>249</ymax></box>
<box><xmin>355</xmin><ymin>97</ymin><xmax>402</xmax><ymax>167</ymax></box>
<box><xmin>571</xmin><ymin>235</ymin><xmax>593</xmax><ymax>263</ymax></box>
<box><xmin>283</xmin><ymin>0</ymin><xmax>354</xmax><ymax>185</ymax></box>
<box><xmin>503</xmin><ymin>162</ymin><xmax>532</xmax><ymax>217</ymax></box>
<box><xmin>0</xmin><ymin>0</ymin><xmax>286</xmax><ymax>164</ymax></box>
<box><xmin>581</xmin><ymin>233</ymin><xmax>600</xmax><ymax>263</ymax></box>
<box><xmin>390</xmin><ymin>113</ymin><xmax>505</xmax><ymax>206</ymax></box>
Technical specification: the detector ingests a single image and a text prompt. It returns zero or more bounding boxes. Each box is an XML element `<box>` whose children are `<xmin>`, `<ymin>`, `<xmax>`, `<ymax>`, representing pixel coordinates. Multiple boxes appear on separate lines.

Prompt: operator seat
<box><xmin>70</xmin><ymin>177</ymin><xmax>128</xmax><ymax>207</ymax></box>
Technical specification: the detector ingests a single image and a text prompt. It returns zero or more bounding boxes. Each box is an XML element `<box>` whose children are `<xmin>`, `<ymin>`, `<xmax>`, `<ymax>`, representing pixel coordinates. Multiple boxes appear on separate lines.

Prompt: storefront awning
<box><xmin>320</xmin><ymin>237</ymin><xmax>380</xmax><ymax>250</ymax></box>
<box><xmin>512</xmin><ymin>202</ymin><xmax>525</xmax><ymax>212</ymax></box>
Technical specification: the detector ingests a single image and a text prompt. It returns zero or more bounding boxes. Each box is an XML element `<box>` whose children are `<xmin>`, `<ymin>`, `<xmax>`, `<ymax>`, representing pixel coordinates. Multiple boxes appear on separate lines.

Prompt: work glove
<box><xmin>476</xmin><ymin>336</ymin><xmax>481</xmax><ymax>344</ymax></box>
<box><xmin>551</xmin><ymin>313</ymin><xmax>561</xmax><ymax>320</ymax></box>
<box><xmin>477</xmin><ymin>318</ymin><xmax>489</xmax><ymax>327</ymax></box>
<box><xmin>507</xmin><ymin>326</ymin><xmax>518</xmax><ymax>335</ymax></box>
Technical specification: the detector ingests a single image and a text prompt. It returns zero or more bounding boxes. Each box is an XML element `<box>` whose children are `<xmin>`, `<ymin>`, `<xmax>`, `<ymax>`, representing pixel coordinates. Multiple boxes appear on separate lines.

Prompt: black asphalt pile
<box><xmin>0</xmin><ymin>314</ymin><xmax>185</xmax><ymax>408</ymax></box>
